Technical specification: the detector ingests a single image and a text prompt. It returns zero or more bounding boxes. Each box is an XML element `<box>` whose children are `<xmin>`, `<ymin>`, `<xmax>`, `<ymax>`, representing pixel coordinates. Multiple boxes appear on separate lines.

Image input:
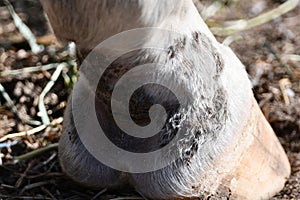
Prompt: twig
<box><xmin>4</xmin><ymin>0</ymin><xmax>44</xmax><ymax>54</ymax></box>
<box><xmin>38</xmin><ymin>63</ymin><xmax>67</xmax><ymax>125</ymax></box>
<box><xmin>91</xmin><ymin>188</ymin><xmax>107</xmax><ymax>200</ymax></box>
<box><xmin>0</xmin><ymin>117</ymin><xmax>62</xmax><ymax>142</ymax></box>
<box><xmin>26</xmin><ymin>172</ymin><xmax>63</xmax><ymax>179</ymax></box>
<box><xmin>20</xmin><ymin>181</ymin><xmax>54</xmax><ymax>195</ymax></box>
<box><xmin>0</xmin><ymin>63</ymin><xmax>60</xmax><ymax>77</ymax></box>
<box><xmin>14</xmin><ymin>143</ymin><xmax>59</xmax><ymax>163</ymax></box>
<box><xmin>0</xmin><ymin>140</ymin><xmax>19</xmax><ymax>148</ymax></box>
<box><xmin>42</xmin><ymin>152</ymin><xmax>57</xmax><ymax>165</ymax></box>
<box><xmin>15</xmin><ymin>160</ymin><xmax>36</xmax><ymax>188</ymax></box>
<box><xmin>110</xmin><ymin>197</ymin><xmax>144</xmax><ymax>200</ymax></box>
<box><xmin>1</xmin><ymin>184</ymin><xmax>15</xmax><ymax>189</ymax></box>
<box><xmin>0</xmin><ymin>195</ymin><xmax>51</xmax><ymax>200</ymax></box>
<box><xmin>62</xmin><ymin>71</ymin><xmax>71</xmax><ymax>86</ymax></box>
<box><xmin>41</xmin><ymin>186</ymin><xmax>58</xmax><ymax>200</ymax></box>
<box><xmin>68</xmin><ymin>42</ymin><xmax>77</xmax><ymax>59</ymax></box>
<box><xmin>71</xmin><ymin>190</ymin><xmax>94</xmax><ymax>199</ymax></box>
<box><xmin>281</xmin><ymin>54</ymin><xmax>300</xmax><ymax>63</ymax></box>
<box><xmin>201</xmin><ymin>1</ymin><xmax>223</xmax><ymax>20</ymax></box>
<box><xmin>0</xmin><ymin>124</ymin><xmax>46</xmax><ymax>142</ymax></box>
<box><xmin>222</xmin><ymin>34</ymin><xmax>243</xmax><ymax>46</ymax></box>
<box><xmin>210</xmin><ymin>0</ymin><xmax>299</xmax><ymax>36</ymax></box>
<box><xmin>0</xmin><ymin>83</ymin><xmax>41</xmax><ymax>126</ymax></box>
<box><xmin>279</xmin><ymin>78</ymin><xmax>293</xmax><ymax>106</ymax></box>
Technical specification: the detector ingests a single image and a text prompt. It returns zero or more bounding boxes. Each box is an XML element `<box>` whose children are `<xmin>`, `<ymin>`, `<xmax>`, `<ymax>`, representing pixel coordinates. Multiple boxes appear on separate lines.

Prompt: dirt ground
<box><xmin>0</xmin><ymin>0</ymin><xmax>299</xmax><ymax>199</ymax></box>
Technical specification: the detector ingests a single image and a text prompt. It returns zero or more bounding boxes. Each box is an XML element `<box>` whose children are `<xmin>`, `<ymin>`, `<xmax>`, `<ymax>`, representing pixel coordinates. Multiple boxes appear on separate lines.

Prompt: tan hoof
<box><xmin>209</xmin><ymin>96</ymin><xmax>291</xmax><ymax>199</ymax></box>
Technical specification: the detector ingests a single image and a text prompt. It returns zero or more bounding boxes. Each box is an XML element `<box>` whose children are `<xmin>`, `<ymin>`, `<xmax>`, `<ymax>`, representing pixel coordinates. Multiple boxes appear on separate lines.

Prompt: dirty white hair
<box><xmin>40</xmin><ymin>0</ymin><xmax>253</xmax><ymax>199</ymax></box>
